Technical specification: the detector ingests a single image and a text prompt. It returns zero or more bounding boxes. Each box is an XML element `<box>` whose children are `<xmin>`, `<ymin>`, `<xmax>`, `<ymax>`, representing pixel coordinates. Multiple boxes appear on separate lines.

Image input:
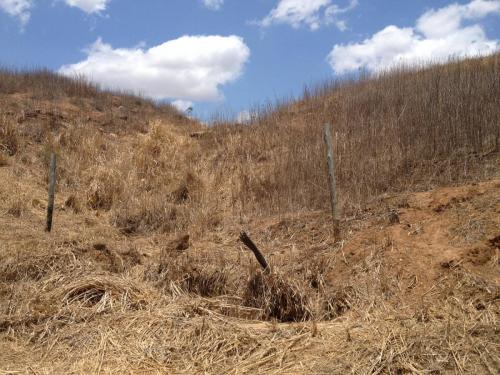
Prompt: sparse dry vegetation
<box><xmin>208</xmin><ymin>55</ymin><xmax>499</xmax><ymax>216</ymax></box>
<box><xmin>0</xmin><ymin>56</ymin><xmax>499</xmax><ymax>373</ymax></box>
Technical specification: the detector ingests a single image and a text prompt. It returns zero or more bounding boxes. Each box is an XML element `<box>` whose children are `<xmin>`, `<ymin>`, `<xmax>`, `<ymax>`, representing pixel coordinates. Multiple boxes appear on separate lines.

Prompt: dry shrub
<box><xmin>243</xmin><ymin>272</ymin><xmax>310</xmax><ymax>322</ymax></box>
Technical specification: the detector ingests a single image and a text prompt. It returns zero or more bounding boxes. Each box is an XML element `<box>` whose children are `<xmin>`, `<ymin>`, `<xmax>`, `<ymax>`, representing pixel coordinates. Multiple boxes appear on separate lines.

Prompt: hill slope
<box><xmin>0</xmin><ymin>58</ymin><xmax>499</xmax><ymax>374</ymax></box>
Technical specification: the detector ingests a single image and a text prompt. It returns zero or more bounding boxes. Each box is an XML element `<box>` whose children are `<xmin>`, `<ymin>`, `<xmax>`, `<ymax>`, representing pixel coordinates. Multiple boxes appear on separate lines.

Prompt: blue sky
<box><xmin>1</xmin><ymin>0</ymin><xmax>499</xmax><ymax>121</ymax></box>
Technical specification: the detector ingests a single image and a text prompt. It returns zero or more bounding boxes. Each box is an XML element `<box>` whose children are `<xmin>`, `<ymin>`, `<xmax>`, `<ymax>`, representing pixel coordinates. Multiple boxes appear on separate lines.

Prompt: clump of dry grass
<box><xmin>55</xmin><ymin>274</ymin><xmax>149</xmax><ymax>312</ymax></box>
<box><xmin>243</xmin><ymin>271</ymin><xmax>311</xmax><ymax>322</ymax></box>
<box><xmin>0</xmin><ymin>249</ymin><xmax>76</xmax><ymax>283</ymax></box>
<box><xmin>148</xmin><ymin>245</ymin><xmax>231</xmax><ymax>298</ymax></box>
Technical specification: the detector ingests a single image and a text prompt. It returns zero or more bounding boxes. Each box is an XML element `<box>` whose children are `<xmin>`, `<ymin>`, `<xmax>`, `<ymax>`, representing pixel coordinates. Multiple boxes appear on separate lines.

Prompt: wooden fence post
<box><xmin>323</xmin><ymin>123</ymin><xmax>341</xmax><ymax>240</ymax></box>
<box><xmin>46</xmin><ymin>153</ymin><xmax>56</xmax><ymax>232</ymax></box>
<box><xmin>239</xmin><ymin>231</ymin><xmax>270</xmax><ymax>273</ymax></box>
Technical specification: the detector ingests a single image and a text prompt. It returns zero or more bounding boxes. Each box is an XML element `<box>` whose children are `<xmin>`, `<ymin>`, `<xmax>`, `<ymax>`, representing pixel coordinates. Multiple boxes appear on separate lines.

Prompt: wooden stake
<box><xmin>46</xmin><ymin>153</ymin><xmax>56</xmax><ymax>232</ymax></box>
<box><xmin>323</xmin><ymin>123</ymin><xmax>341</xmax><ymax>240</ymax></box>
<box><xmin>239</xmin><ymin>231</ymin><xmax>270</xmax><ymax>273</ymax></box>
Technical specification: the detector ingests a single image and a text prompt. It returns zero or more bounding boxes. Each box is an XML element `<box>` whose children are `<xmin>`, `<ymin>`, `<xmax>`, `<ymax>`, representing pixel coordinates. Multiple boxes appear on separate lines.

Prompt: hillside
<box><xmin>0</xmin><ymin>57</ymin><xmax>499</xmax><ymax>374</ymax></box>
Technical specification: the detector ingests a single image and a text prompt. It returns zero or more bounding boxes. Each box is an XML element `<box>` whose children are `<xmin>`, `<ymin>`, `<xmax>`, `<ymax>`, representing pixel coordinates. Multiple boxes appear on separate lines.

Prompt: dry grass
<box><xmin>243</xmin><ymin>271</ymin><xmax>311</xmax><ymax>322</ymax></box>
<box><xmin>207</xmin><ymin>54</ymin><xmax>500</xmax><ymax>217</ymax></box>
<box><xmin>2</xmin><ymin>55</ymin><xmax>498</xmax><ymax>236</ymax></box>
<box><xmin>1</xmin><ymin>201</ymin><xmax>497</xmax><ymax>373</ymax></box>
<box><xmin>0</xmin><ymin>55</ymin><xmax>499</xmax><ymax>373</ymax></box>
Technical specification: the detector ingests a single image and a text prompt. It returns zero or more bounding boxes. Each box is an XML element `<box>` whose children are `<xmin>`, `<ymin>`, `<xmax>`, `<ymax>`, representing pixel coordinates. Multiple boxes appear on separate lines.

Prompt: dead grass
<box><xmin>2</xmin><ymin>56</ymin><xmax>498</xmax><ymax>237</ymax></box>
<box><xmin>0</xmin><ymin>56</ymin><xmax>499</xmax><ymax>373</ymax></box>
<box><xmin>207</xmin><ymin>54</ymin><xmax>500</xmax><ymax>218</ymax></box>
<box><xmin>243</xmin><ymin>271</ymin><xmax>311</xmax><ymax>322</ymax></box>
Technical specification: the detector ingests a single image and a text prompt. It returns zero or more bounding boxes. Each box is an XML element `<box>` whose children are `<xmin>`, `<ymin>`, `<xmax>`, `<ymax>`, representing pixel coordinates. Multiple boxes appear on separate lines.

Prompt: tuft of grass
<box><xmin>243</xmin><ymin>272</ymin><xmax>311</xmax><ymax>322</ymax></box>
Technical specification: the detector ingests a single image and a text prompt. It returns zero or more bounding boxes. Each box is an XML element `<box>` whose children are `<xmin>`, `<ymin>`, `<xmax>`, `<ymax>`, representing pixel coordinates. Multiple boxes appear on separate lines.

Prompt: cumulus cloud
<box><xmin>328</xmin><ymin>0</ymin><xmax>500</xmax><ymax>74</ymax></box>
<box><xmin>260</xmin><ymin>0</ymin><xmax>358</xmax><ymax>31</ymax></box>
<box><xmin>0</xmin><ymin>0</ymin><xmax>109</xmax><ymax>26</ymax></box>
<box><xmin>59</xmin><ymin>35</ymin><xmax>250</xmax><ymax>102</ymax></box>
<box><xmin>63</xmin><ymin>0</ymin><xmax>110</xmax><ymax>14</ymax></box>
<box><xmin>0</xmin><ymin>0</ymin><xmax>33</xmax><ymax>25</ymax></box>
<box><xmin>202</xmin><ymin>0</ymin><xmax>223</xmax><ymax>11</ymax></box>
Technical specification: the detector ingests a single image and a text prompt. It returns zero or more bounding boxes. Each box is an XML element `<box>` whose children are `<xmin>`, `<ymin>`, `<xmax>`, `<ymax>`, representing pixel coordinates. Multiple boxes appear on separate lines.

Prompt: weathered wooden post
<box><xmin>323</xmin><ymin>123</ymin><xmax>341</xmax><ymax>240</ymax></box>
<box><xmin>239</xmin><ymin>231</ymin><xmax>270</xmax><ymax>273</ymax></box>
<box><xmin>46</xmin><ymin>153</ymin><xmax>56</xmax><ymax>232</ymax></box>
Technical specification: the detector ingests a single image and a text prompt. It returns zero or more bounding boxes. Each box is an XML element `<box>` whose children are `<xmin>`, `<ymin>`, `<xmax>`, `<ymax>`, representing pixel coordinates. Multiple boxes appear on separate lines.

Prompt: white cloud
<box><xmin>328</xmin><ymin>0</ymin><xmax>500</xmax><ymax>74</ymax></box>
<box><xmin>0</xmin><ymin>0</ymin><xmax>109</xmax><ymax>26</ymax></box>
<box><xmin>260</xmin><ymin>0</ymin><xmax>358</xmax><ymax>31</ymax></box>
<box><xmin>171</xmin><ymin>100</ymin><xmax>193</xmax><ymax>112</ymax></box>
<box><xmin>59</xmin><ymin>35</ymin><xmax>250</xmax><ymax>102</ymax></box>
<box><xmin>416</xmin><ymin>0</ymin><xmax>500</xmax><ymax>38</ymax></box>
<box><xmin>202</xmin><ymin>0</ymin><xmax>223</xmax><ymax>11</ymax></box>
<box><xmin>0</xmin><ymin>0</ymin><xmax>33</xmax><ymax>25</ymax></box>
<box><xmin>63</xmin><ymin>0</ymin><xmax>109</xmax><ymax>14</ymax></box>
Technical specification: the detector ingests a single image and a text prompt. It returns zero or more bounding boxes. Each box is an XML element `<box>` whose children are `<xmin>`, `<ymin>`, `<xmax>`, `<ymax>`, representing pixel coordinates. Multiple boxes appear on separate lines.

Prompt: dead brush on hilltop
<box><xmin>206</xmin><ymin>54</ymin><xmax>500</xmax><ymax>219</ymax></box>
